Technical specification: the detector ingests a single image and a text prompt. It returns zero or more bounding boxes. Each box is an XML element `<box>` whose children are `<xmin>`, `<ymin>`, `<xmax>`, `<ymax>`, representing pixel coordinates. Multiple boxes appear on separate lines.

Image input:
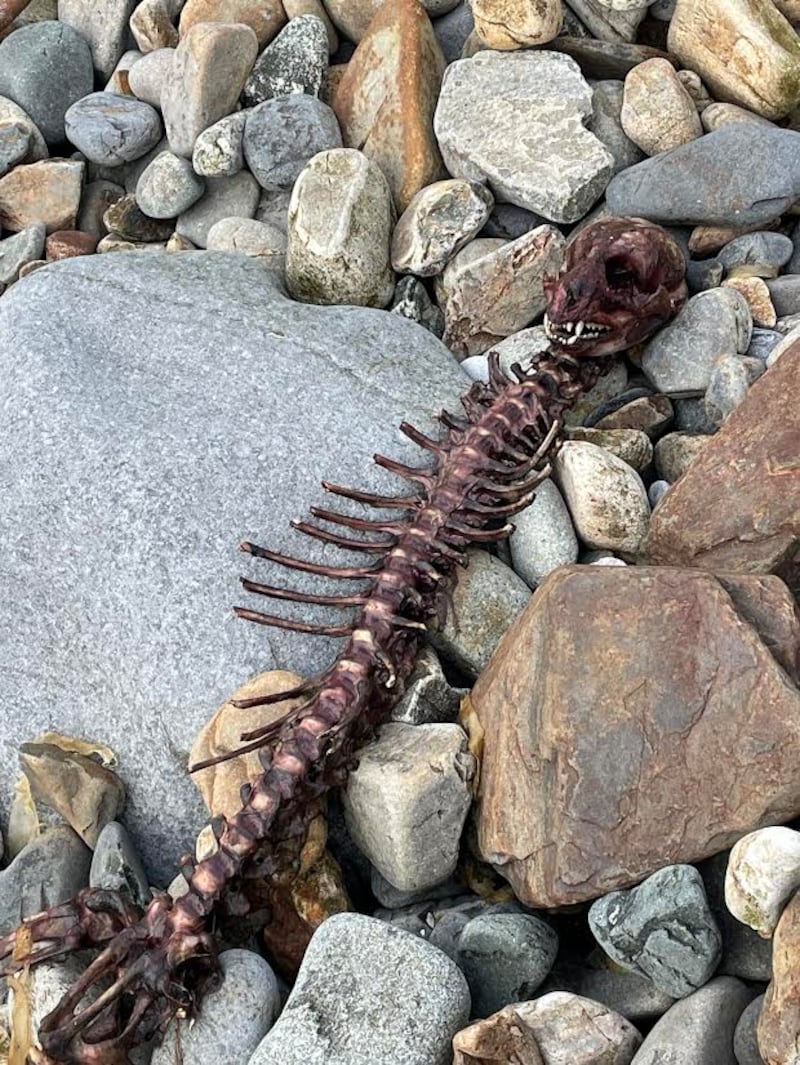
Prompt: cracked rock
<box><xmin>65</xmin><ymin>91</ymin><xmax>163</xmax><ymax>166</ymax></box>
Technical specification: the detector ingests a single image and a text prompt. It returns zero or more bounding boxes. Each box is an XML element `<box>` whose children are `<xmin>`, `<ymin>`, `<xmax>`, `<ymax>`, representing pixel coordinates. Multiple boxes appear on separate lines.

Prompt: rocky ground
<box><xmin>0</xmin><ymin>0</ymin><xmax>800</xmax><ymax>1062</ymax></box>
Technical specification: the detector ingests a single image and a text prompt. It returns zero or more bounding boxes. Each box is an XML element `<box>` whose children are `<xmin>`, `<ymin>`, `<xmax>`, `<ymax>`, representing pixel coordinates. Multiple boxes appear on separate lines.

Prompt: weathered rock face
<box><xmin>0</xmin><ymin>252</ymin><xmax>469</xmax><ymax>883</ymax></box>
<box><xmin>467</xmin><ymin>566</ymin><xmax>800</xmax><ymax>907</ymax></box>
<box><xmin>758</xmin><ymin>889</ymin><xmax>800</xmax><ymax>1064</ymax></box>
<box><xmin>643</xmin><ymin>341</ymin><xmax>800</xmax><ymax>577</ymax></box>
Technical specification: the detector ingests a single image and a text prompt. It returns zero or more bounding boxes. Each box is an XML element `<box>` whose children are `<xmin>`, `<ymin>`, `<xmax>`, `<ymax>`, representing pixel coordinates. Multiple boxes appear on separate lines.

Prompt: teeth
<box><xmin>575</xmin><ymin>321</ymin><xmax>585</xmax><ymax>337</ymax></box>
<box><xmin>542</xmin><ymin>315</ymin><xmax>613</xmax><ymax>344</ymax></box>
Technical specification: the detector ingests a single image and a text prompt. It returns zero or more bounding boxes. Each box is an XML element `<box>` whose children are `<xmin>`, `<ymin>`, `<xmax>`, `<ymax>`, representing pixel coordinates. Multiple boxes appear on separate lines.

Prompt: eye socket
<box><xmin>605</xmin><ymin>257</ymin><xmax>637</xmax><ymax>288</ymax></box>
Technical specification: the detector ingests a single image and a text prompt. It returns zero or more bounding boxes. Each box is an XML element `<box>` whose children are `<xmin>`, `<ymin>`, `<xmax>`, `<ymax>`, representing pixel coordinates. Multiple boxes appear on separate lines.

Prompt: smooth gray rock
<box><xmin>457</xmin><ymin>912</ymin><xmax>558</xmax><ymax>1017</ymax></box>
<box><xmin>243</xmin><ymin>95</ymin><xmax>342</xmax><ymax>192</ymax></box>
<box><xmin>433</xmin><ymin>0</ymin><xmax>474</xmax><ymax>62</ymax></box>
<box><xmin>242</xmin><ymin>15</ymin><xmax>329</xmax><ymax>105</ymax></box>
<box><xmin>589</xmin><ymin>864</ymin><xmax>723</xmax><ymax>999</ymax></box>
<box><xmin>127</xmin><ymin>47</ymin><xmax>174</xmax><ymax>108</ymax></box>
<box><xmin>631</xmin><ymin>977</ymin><xmax>755</xmax><ymax>1065</ymax></box>
<box><xmin>543</xmin><ymin>962</ymin><xmax>676</xmax><ymax>1025</ymax></box>
<box><xmin>89</xmin><ymin>820</ymin><xmax>151</xmax><ymax>909</ymax></box>
<box><xmin>703</xmin><ymin>354</ymin><xmax>764</xmax><ymax>428</ymax></box>
<box><xmin>249</xmin><ymin>913</ymin><xmax>471</xmax><ymax>1065</ymax></box>
<box><xmin>766</xmin><ymin>274</ymin><xmax>800</xmax><ymax>316</ymax></box>
<box><xmin>717</xmin><ymin>231</ymin><xmax>794</xmax><ymax>275</ymax></box>
<box><xmin>589</xmin><ymin>79</ymin><xmax>644</xmax><ymax>175</ymax></box>
<box><xmin>733</xmin><ymin>993</ymin><xmax>765</xmax><ymax>1065</ymax></box>
<box><xmin>255</xmin><ymin>188</ymin><xmax>292</xmax><ymax>233</ymax></box>
<box><xmin>697</xmin><ymin>851</ymin><xmax>773</xmax><ymax>982</ymax></box>
<box><xmin>747</xmin><ymin>327</ymin><xmax>783</xmax><ymax>362</ymax></box>
<box><xmin>175</xmin><ymin>170</ymin><xmax>259</xmax><ymax>247</ymax></box>
<box><xmin>0</xmin><ymin>121</ymin><xmax>31</xmax><ymax>178</ymax></box>
<box><xmin>0</xmin><ymin>251</ymin><xmax>470</xmax><ymax>883</ymax></box>
<box><xmin>135</xmin><ymin>150</ymin><xmax>205</xmax><ymax>218</ymax></box>
<box><xmin>0</xmin><ymin>222</ymin><xmax>46</xmax><ymax>284</ymax></box>
<box><xmin>65</xmin><ymin>92</ymin><xmax>163</xmax><ymax>166</ymax></box>
<box><xmin>0</xmin><ymin>826</ymin><xmax>91</xmax><ymax>936</ymax></box>
<box><xmin>509</xmin><ymin>478</ymin><xmax>579</xmax><ymax>588</ymax></box>
<box><xmin>607</xmin><ymin>125</ymin><xmax>800</xmax><ymax>226</ymax></box>
<box><xmin>0</xmin><ymin>95</ymin><xmax>49</xmax><ymax>163</ymax></box>
<box><xmin>0</xmin><ymin>21</ymin><xmax>94</xmax><ymax>144</ymax></box>
<box><xmin>370</xmin><ymin>868</ymin><xmax>464</xmax><ymax>910</ymax></box>
<box><xmin>686</xmin><ymin>257</ymin><xmax>724</xmax><ymax>294</ymax></box>
<box><xmin>481</xmin><ymin>202</ymin><xmax>545</xmax><ymax>240</ymax></box>
<box><xmin>152</xmin><ymin>949</ymin><xmax>279</xmax><ymax>1065</ymax></box>
<box><xmin>58</xmin><ymin>0</ymin><xmax>137</xmax><ymax>79</ymax></box>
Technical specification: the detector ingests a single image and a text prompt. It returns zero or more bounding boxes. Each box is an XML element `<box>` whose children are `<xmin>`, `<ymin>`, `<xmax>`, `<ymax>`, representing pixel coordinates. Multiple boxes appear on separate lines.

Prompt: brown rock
<box><xmin>668</xmin><ymin>0</ymin><xmax>800</xmax><ymax>120</ymax></box>
<box><xmin>0</xmin><ymin>159</ymin><xmax>84</xmax><ymax>234</ymax></box>
<box><xmin>130</xmin><ymin>0</ymin><xmax>179</xmax><ymax>52</ymax></box>
<box><xmin>19</xmin><ymin>741</ymin><xmax>125</xmax><ymax>848</ymax></box>
<box><xmin>594</xmin><ymin>394</ymin><xmax>674</xmax><ymax>439</ymax></box>
<box><xmin>45</xmin><ymin>229</ymin><xmax>98</xmax><ymax>260</ymax></box>
<box><xmin>103</xmin><ymin>194</ymin><xmax>174</xmax><ymax>242</ymax></box>
<box><xmin>179</xmin><ymin>0</ymin><xmax>286</xmax><ymax>46</ymax></box>
<box><xmin>621</xmin><ymin>56</ymin><xmax>703</xmax><ymax>156</ymax></box>
<box><xmin>688</xmin><ymin>220</ymin><xmax>780</xmax><ymax>256</ymax></box>
<box><xmin>468</xmin><ymin>565</ymin><xmax>800</xmax><ymax>907</ymax></box>
<box><xmin>566</xmin><ymin>426</ymin><xmax>654</xmax><ymax>474</ymax></box>
<box><xmin>723</xmin><ymin>276</ymin><xmax>777</xmax><ymax>327</ymax></box>
<box><xmin>190</xmin><ymin>669</ymin><xmax>305</xmax><ymax>818</ymax></box>
<box><xmin>332</xmin><ymin>0</ymin><xmax>446</xmax><ymax>212</ymax></box>
<box><xmin>472</xmin><ymin>0</ymin><xmax>562</xmax><ymax>50</ymax></box>
<box><xmin>654</xmin><ymin>431</ymin><xmax>710</xmax><ymax>482</ymax></box>
<box><xmin>758</xmin><ymin>890</ymin><xmax>800</xmax><ymax>1064</ymax></box>
<box><xmin>643</xmin><ymin>342</ymin><xmax>800</xmax><ymax>574</ymax></box>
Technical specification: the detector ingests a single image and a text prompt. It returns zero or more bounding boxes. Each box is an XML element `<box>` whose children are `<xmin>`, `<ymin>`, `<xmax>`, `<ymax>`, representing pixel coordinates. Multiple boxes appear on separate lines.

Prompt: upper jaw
<box><xmin>542</xmin><ymin>312</ymin><xmax>614</xmax><ymax>347</ymax></box>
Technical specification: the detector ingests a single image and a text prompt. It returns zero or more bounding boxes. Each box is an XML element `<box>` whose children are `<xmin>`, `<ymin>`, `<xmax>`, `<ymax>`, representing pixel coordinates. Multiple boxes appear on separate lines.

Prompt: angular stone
<box><xmin>175</xmin><ymin>169</ymin><xmax>260</xmax><ymax>247</ymax></box>
<box><xmin>129</xmin><ymin>0</ymin><xmax>180</xmax><ymax>53</ymax></box>
<box><xmin>179</xmin><ymin>0</ymin><xmax>286</xmax><ymax>46</ymax></box>
<box><xmin>390</xmin><ymin>645</ymin><xmax>463</xmax><ymax>726</ymax></box>
<box><xmin>0</xmin><ymin>159</ymin><xmax>84</xmax><ymax>234</ymax></box>
<box><xmin>725</xmin><ymin>827</ymin><xmax>800</xmax><ymax>938</ymax></box>
<box><xmin>0</xmin><ymin>221</ymin><xmax>45</xmax><ymax>284</ymax></box>
<box><xmin>392</xmin><ymin>179</ymin><xmax>493</xmax><ymax>276</ymax></box>
<box><xmin>621</xmin><ymin>57</ymin><xmax>703</xmax><ymax>155</ymax></box>
<box><xmin>434</xmin><ymin>0</ymin><xmax>474</xmax><ymax>62</ymax></box>
<box><xmin>65</xmin><ymin>92</ymin><xmax>163</xmax><ymax>166</ymax></box>
<box><xmin>90</xmin><ymin>820</ymin><xmax>151</xmax><ymax>908</ymax></box>
<box><xmin>594</xmin><ymin>394</ymin><xmax>674</xmax><ymax>439</ymax></box>
<box><xmin>250</xmin><ymin>914</ymin><xmax>470</xmax><ymax>1064</ymax></box>
<box><xmin>45</xmin><ymin>229</ymin><xmax>98</xmax><ymax>260</ymax></box>
<box><xmin>162</xmin><ymin>21</ymin><xmax>259</xmax><ymax>157</ymax></box>
<box><xmin>472</xmin><ymin>0</ymin><xmax>561</xmax><ymax>49</ymax></box>
<box><xmin>104</xmin><ymin>193</ymin><xmax>175</xmax><ymax>242</ymax></box>
<box><xmin>242</xmin><ymin>14</ymin><xmax>329</xmax><ymax>105</ymax></box>
<box><xmin>434</xmin><ymin>51</ymin><xmax>613</xmax><ymax>224</ymax></box>
<box><xmin>654</xmin><ymin>432</ymin><xmax>709</xmax><ymax>482</ymax></box>
<box><xmin>192</xmin><ymin>109</ymin><xmax>249</xmax><ymax>177</ymax></box>
<box><xmin>58</xmin><ymin>0</ymin><xmax>138</xmax><ymax>79</ymax></box>
<box><xmin>343</xmin><ymin>721</ymin><xmax>475</xmax><ymax>892</ymax></box>
<box><xmin>0</xmin><ymin>21</ymin><xmax>93</xmax><ymax>143</ymax></box>
<box><xmin>389</xmin><ymin>275</ymin><xmax>444</xmax><ymax>336</ymax></box>
<box><xmin>0</xmin><ymin>96</ymin><xmax>48</xmax><ymax>163</ymax></box>
<box><xmin>668</xmin><ymin>0</ymin><xmax>800</xmax><ymax>120</ymax></box>
<box><xmin>286</xmin><ymin>147</ymin><xmax>395</xmax><ymax>307</ymax></box>
<box><xmin>607</xmin><ymin>125</ymin><xmax>800</xmax><ymax>226</ymax></box>
<box><xmin>333</xmin><ymin>0</ymin><xmax>446</xmax><ymax>213</ymax></box>
<box><xmin>135</xmin><ymin>150</ymin><xmax>205</xmax><ymax>218</ymax></box>
<box><xmin>0</xmin><ymin>119</ymin><xmax>30</xmax><ymax>177</ymax></box>
<box><xmin>243</xmin><ymin>96</ymin><xmax>342</xmax><ymax>192</ymax></box>
<box><xmin>643</xmin><ymin>342</ymin><xmax>800</xmax><ymax>573</ymax></box>
<box><xmin>435</xmin><ymin>226</ymin><xmax>565</xmax><ymax>357</ymax></box>
<box><xmin>468</xmin><ymin>566</ymin><xmax>800</xmax><ymax>907</ymax></box>
<box><xmin>0</xmin><ymin>826</ymin><xmax>91</xmax><ymax>935</ymax></box>
<box><xmin>759</xmin><ymin>894</ymin><xmax>800</xmax><ymax>1065</ymax></box>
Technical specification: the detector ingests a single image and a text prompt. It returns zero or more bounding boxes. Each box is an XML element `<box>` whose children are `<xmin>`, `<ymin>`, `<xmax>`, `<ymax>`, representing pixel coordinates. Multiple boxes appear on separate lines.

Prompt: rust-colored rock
<box><xmin>758</xmin><ymin>890</ymin><xmax>800</xmax><ymax>1064</ymax></box>
<box><xmin>0</xmin><ymin>159</ymin><xmax>83</xmax><ymax>234</ymax></box>
<box><xmin>467</xmin><ymin>565</ymin><xmax>800</xmax><ymax>907</ymax></box>
<box><xmin>643</xmin><ymin>342</ymin><xmax>800</xmax><ymax>575</ymax></box>
<box><xmin>45</xmin><ymin>229</ymin><xmax>98</xmax><ymax>260</ymax></box>
<box><xmin>332</xmin><ymin>0</ymin><xmax>446</xmax><ymax>212</ymax></box>
<box><xmin>179</xmin><ymin>0</ymin><xmax>285</xmax><ymax>45</ymax></box>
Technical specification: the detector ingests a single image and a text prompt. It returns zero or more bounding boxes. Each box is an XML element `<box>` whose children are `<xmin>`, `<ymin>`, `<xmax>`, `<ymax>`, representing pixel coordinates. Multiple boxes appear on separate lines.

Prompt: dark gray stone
<box><xmin>480</xmin><ymin>202</ymin><xmax>545</xmax><ymax>240</ymax></box>
<box><xmin>607</xmin><ymin>125</ymin><xmax>800</xmax><ymax>227</ymax></box>
<box><xmin>697</xmin><ymin>851</ymin><xmax>773</xmax><ymax>982</ymax></box>
<box><xmin>90</xmin><ymin>821</ymin><xmax>151</xmax><ymax>909</ymax></box>
<box><xmin>65</xmin><ymin>91</ymin><xmax>163</xmax><ymax>166</ymax></box>
<box><xmin>673</xmin><ymin>397</ymin><xmax>719</xmax><ymax>434</ymax></box>
<box><xmin>543</xmin><ymin>961</ymin><xmax>676</xmax><ymax>1025</ymax></box>
<box><xmin>175</xmin><ymin>170</ymin><xmax>260</xmax><ymax>247</ymax></box>
<box><xmin>457</xmin><ymin>912</ymin><xmax>559</xmax><ymax>1017</ymax></box>
<box><xmin>717</xmin><ymin>231</ymin><xmax>794</xmax><ymax>275</ymax></box>
<box><xmin>747</xmin><ymin>327</ymin><xmax>783</xmax><ymax>362</ymax></box>
<box><xmin>631</xmin><ymin>977</ymin><xmax>755</xmax><ymax>1065</ymax></box>
<box><xmin>243</xmin><ymin>15</ymin><xmax>329</xmax><ymax>106</ymax></box>
<box><xmin>733</xmin><ymin>993</ymin><xmax>765</xmax><ymax>1065</ymax></box>
<box><xmin>766</xmin><ymin>274</ymin><xmax>800</xmax><ymax>316</ymax></box>
<box><xmin>433</xmin><ymin>1</ymin><xmax>474</xmax><ymax>63</ymax></box>
<box><xmin>0</xmin><ymin>121</ymin><xmax>30</xmax><ymax>178</ymax></box>
<box><xmin>243</xmin><ymin>95</ymin><xmax>342</xmax><ymax>192</ymax></box>
<box><xmin>589</xmin><ymin>79</ymin><xmax>644</xmax><ymax>176</ymax></box>
<box><xmin>389</xmin><ymin>276</ymin><xmax>444</xmax><ymax>337</ymax></box>
<box><xmin>686</xmin><ymin>257</ymin><xmax>723</xmax><ymax>294</ymax></box>
<box><xmin>390</xmin><ymin>645</ymin><xmax>462</xmax><ymax>725</ymax></box>
<box><xmin>249</xmin><ymin>913</ymin><xmax>470</xmax><ymax>1065</ymax></box>
<box><xmin>0</xmin><ymin>826</ymin><xmax>91</xmax><ymax>936</ymax></box>
<box><xmin>0</xmin><ymin>252</ymin><xmax>469</xmax><ymax>884</ymax></box>
<box><xmin>370</xmin><ymin>867</ymin><xmax>464</xmax><ymax>909</ymax></box>
<box><xmin>0</xmin><ymin>21</ymin><xmax>94</xmax><ymax>144</ymax></box>
<box><xmin>589</xmin><ymin>864</ymin><xmax>723</xmax><ymax>999</ymax></box>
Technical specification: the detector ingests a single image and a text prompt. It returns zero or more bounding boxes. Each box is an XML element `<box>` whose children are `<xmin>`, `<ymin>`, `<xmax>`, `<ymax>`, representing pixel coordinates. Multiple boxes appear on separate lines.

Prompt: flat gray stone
<box><xmin>243</xmin><ymin>95</ymin><xmax>342</xmax><ymax>192</ymax></box>
<box><xmin>59</xmin><ymin>0</ymin><xmax>138</xmax><ymax>79</ymax></box>
<box><xmin>175</xmin><ymin>170</ymin><xmax>260</xmax><ymax>247</ymax></box>
<box><xmin>0</xmin><ymin>22</ymin><xmax>94</xmax><ymax>144</ymax></box>
<box><xmin>0</xmin><ymin>826</ymin><xmax>91</xmax><ymax>936</ymax></box>
<box><xmin>242</xmin><ymin>14</ymin><xmax>329</xmax><ymax>105</ymax></box>
<box><xmin>0</xmin><ymin>121</ymin><xmax>31</xmax><ymax>178</ymax></box>
<box><xmin>0</xmin><ymin>222</ymin><xmax>45</xmax><ymax>285</ymax></box>
<box><xmin>0</xmin><ymin>96</ymin><xmax>49</xmax><ymax>164</ymax></box>
<box><xmin>135</xmin><ymin>150</ymin><xmax>205</xmax><ymax>218</ymax></box>
<box><xmin>434</xmin><ymin>50</ymin><xmax>613</xmax><ymax>224</ymax></box>
<box><xmin>607</xmin><ymin>125</ymin><xmax>800</xmax><ymax>226</ymax></box>
<box><xmin>249</xmin><ymin>913</ymin><xmax>470</xmax><ymax>1065</ymax></box>
<box><xmin>65</xmin><ymin>92</ymin><xmax>163</xmax><ymax>166</ymax></box>
<box><xmin>0</xmin><ymin>251</ymin><xmax>470</xmax><ymax>883</ymax></box>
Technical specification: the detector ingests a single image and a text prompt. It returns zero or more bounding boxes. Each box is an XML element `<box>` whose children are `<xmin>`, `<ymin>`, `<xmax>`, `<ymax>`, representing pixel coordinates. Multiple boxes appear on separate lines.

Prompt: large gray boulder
<box><xmin>0</xmin><ymin>252</ymin><xmax>469</xmax><ymax>884</ymax></box>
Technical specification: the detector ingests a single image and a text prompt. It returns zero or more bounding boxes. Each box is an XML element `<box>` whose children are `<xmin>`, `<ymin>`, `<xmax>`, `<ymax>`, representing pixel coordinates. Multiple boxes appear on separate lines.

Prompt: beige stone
<box><xmin>472</xmin><ymin>0</ymin><xmax>562</xmax><ymax>50</ymax></box>
<box><xmin>333</xmin><ymin>0</ymin><xmax>446</xmax><ymax>212</ymax></box>
<box><xmin>654</xmin><ymin>431</ymin><xmax>709</xmax><ymax>482</ymax></box>
<box><xmin>776</xmin><ymin>0</ymin><xmax>800</xmax><ymax>21</ymax></box>
<box><xmin>668</xmin><ymin>0</ymin><xmax>800</xmax><ymax>120</ymax></box>
<box><xmin>435</xmin><ymin>226</ymin><xmax>565</xmax><ymax>357</ymax></box>
<box><xmin>179</xmin><ymin>0</ymin><xmax>286</xmax><ymax>46</ymax></box>
<box><xmin>190</xmin><ymin>669</ymin><xmax>305</xmax><ymax>818</ymax></box>
<box><xmin>701</xmin><ymin>101</ymin><xmax>776</xmax><ymax>132</ymax></box>
<box><xmin>566</xmin><ymin>427</ymin><xmax>654</xmax><ymax>473</ymax></box>
<box><xmin>468</xmin><ymin>566</ymin><xmax>800</xmax><ymax>906</ymax></box>
<box><xmin>391</xmin><ymin>179</ymin><xmax>493</xmax><ymax>276</ymax></box>
<box><xmin>723</xmin><ymin>275</ymin><xmax>777</xmax><ymax>327</ymax></box>
<box><xmin>284</xmin><ymin>0</ymin><xmax>338</xmax><ymax>52</ymax></box>
<box><xmin>324</xmin><ymin>0</ymin><xmax>459</xmax><ymax>43</ymax></box>
<box><xmin>0</xmin><ymin>159</ymin><xmax>83</xmax><ymax>234</ymax></box>
<box><xmin>130</xmin><ymin>0</ymin><xmax>179</xmax><ymax>51</ymax></box>
<box><xmin>688</xmin><ymin>220</ymin><xmax>779</xmax><ymax>255</ymax></box>
<box><xmin>676</xmin><ymin>68</ymin><xmax>713</xmax><ymax>111</ymax></box>
<box><xmin>621</xmin><ymin>57</ymin><xmax>702</xmax><ymax>155</ymax></box>
<box><xmin>643</xmin><ymin>341</ymin><xmax>800</xmax><ymax>575</ymax></box>
<box><xmin>759</xmin><ymin>891</ymin><xmax>800</xmax><ymax>1063</ymax></box>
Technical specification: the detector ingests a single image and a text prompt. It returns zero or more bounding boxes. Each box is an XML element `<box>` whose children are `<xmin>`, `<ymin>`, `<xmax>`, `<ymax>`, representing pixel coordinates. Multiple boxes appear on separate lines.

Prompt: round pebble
<box><xmin>243</xmin><ymin>95</ymin><xmax>342</xmax><ymax>192</ymax></box>
<box><xmin>65</xmin><ymin>92</ymin><xmax>163</xmax><ymax>166</ymax></box>
<box><xmin>725</xmin><ymin>826</ymin><xmax>800</xmax><ymax>938</ymax></box>
<box><xmin>192</xmin><ymin>110</ymin><xmax>250</xmax><ymax>177</ymax></box>
<box><xmin>509</xmin><ymin>478</ymin><xmax>579</xmax><ymax>588</ymax></box>
<box><xmin>135</xmin><ymin>150</ymin><xmax>206</xmax><ymax>218</ymax></box>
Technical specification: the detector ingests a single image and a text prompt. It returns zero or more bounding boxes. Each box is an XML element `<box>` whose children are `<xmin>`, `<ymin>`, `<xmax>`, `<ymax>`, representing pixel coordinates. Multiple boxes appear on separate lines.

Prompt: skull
<box><xmin>543</xmin><ymin>216</ymin><xmax>688</xmax><ymax>357</ymax></box>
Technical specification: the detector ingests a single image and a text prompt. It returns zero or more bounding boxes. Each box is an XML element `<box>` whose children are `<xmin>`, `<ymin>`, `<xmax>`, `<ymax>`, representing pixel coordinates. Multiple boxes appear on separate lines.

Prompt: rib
<box><xmin>398</xmin><ymin>421</ymin><xmax>443</xmax><ymax>453</ymax></box>
<box><xmin>240</xmin><ymin>577</ymin><xmax>367</xmax><ymax>608</ymax></box>
<box><xmin>233</xmin><ymin>607</ymin><xmax>352</xmax><ymax>636</ymax></box>
<box><xmin>308</xmin><ymin>506</ymin><xmax>405</xmax><ymax>534</ymax></box>
<box><xmin>372</xmin><ymin>452</ymin><xmax>436</xmax><ymax>489</ymax></box>
<box><xmin>289</xmin><ymin>519</ymin><xmax>396</xmax><ymax>552</ymax></box>
<box><xmin>321</xmin><ymin>481</ymin><xmax>422</xmax><ymax>509</ymax></box>
<box><xmin>240</xmin><ymin>541</ymin><xmax>381</xmax><ymax>579</ymax></box>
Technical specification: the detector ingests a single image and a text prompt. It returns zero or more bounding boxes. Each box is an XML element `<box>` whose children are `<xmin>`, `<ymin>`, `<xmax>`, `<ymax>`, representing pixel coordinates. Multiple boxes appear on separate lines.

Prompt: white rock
<box><xmin>553</xmin><ymin>440</ymin><xmax>650</xmax><ymax>555</ymax></box>
<box><xmin>192</xmin><ymin>109</ymin><xmax>250</xmax><ymax>177</ymax></box>
<box><xmin>725</xmin><ymin>827</ymin><xmax>800</xmax><ymax>937</ymax></box>
<box><xmin>510</xmin><ymin>478</ymin><xmax>579</xmax><ymax>587</ymax></box>
<box><xmin>391</xmin><ymin>178</ymin><xmax>493</xmax><ymax>277</ymax></box>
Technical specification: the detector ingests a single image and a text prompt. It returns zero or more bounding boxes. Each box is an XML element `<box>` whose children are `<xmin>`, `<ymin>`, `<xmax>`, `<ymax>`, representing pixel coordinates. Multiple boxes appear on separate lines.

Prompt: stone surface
<box><xmin>704</xmin><ymin>353</ymin><xmax>765</xmax><ymax>428</ymax></box>
<box><xmin>467</xmin><ymin>566</ymin><xmax>800</xmax><ymax>907</ymax></box>
<box><xmin>46</xmin><ymin>229</ymin><xmax>98</xmax><ymax>260</ymax></box>
<box><xmin>0</xmin><ymin>221</ymin><xmax>45</xmax><ymax>283</ymax></box>
<box><xmin>734</xmin><ymin>994</ymin><xmax>765</xmax><ymax>1065</ymax></box>
<box><xmin>0</xmin><ymin>251</ymin><xmax>470</xmax><ymax>882</ymax></box>
<box><xmin>89</xmin><ymin>820</ymin><xmax>151</xmax><ymax>908</ymax></box>
<box><xmin>0</xmin><ymin>159</ymin><xmax>84</xmax><ymax>234</ymax></box>
<box><xmin>509</xmin><ymin>478</ymin><xmax>579</xmax><ymax>588</ymax></box>
<box><xmin>434</xmin><ymin>51</ymin><xmax>614</xmax><ymax>224</ymax></box>
<box><xmin>719</xmin><ymin>231</ymin><xmax>795</xmax><ymax>275</ymax></box>
<box><xmin>0</xmin><ymin>96</ymin><xmax>48</xmax><ymax>163</ymax></box>
<box><xmin>758</xmin><ymin>890</ymin><xmax>800</xmax><ymax>1064</ymax></box>
<box><xmin>389</xmin><ymin>275</ymin><xmax>444</xmax><ymax>336</ymax></box>
<box><xmin>333</xmin><ymin>0</ymin><xmax>446</xmax><ymax>213</ymax></box>
<box><xmin>343</xmin><ymin>722</ymin><xmax>475</xmax><ymax>892</ymax></box>
<box><xmin>104</xmin><ymin>193</ymin><xmax>174</xmax><ymax>242</ymax></box>
<box><xmin>0</xmin><ymin>120</ymin><xmax>30</xmax><ymax>177</ymax></box>
<box><xmin>286</xmin><ymin>147</ymin><xmax>395</xmax><ymax>307</ymax></box>
<box><xmin>0</xmin><ymin>826</ymin><xmax>91</xmax><ymax>935</ymax></box>
<box><xmin>593</xmin><ymin>394</ymin><xmax>674</xmax><ymax>440</ymax></box>
<box><xmin>390</xmin><ymin>646</ymin><xmax>462</xmax><ymax>726</ymax></box>
<box><xmin>0</xmin><ymin>21</ymin><xmax>93</xmax><ymax>143</ymax></box>
<box><xmin>129</xmin><ymin>0</ymin><xmax>179</xmax><ymax>53</ymax></box>
<box><xmin>654</xmin><ymin>432</ymin><xmax>709</xmax><ymax>482</ymax></box>
<box><xmin>175</xmin><ymin>169</ymin><xmax>260</xmax><ymax>247</ymax></box>
<box><xmin>391</xmin><ymin>179</ymin><xmax>492</xmax><ymax>276</ymax></box>
<box><xmin>435</xmin><ymin>226</ymin><xmax>565</xmax><ymax>356</ymax></box>
<box><xmin>567</xmin><ymin>427</ymin><xmax>654</xmax><ymax>474</ymax></box>
<box><xmin>325</xmin><ymin>0</ymin><xmax>460</xmax><ymax>43</ymax></box>
<box><xmin>285</xmin><ymin>0</ymin><xmax>338</xmax><ymax>51</ymax></box>
<box><xmin>589</xmin><ymin>79</ymin><xmax>645</xmax><ymax>176</ymax></box>
<box><xmin>206</xmin><ymin>216</ymin><xmax>287</xmax><ymax>265</ymax></box>
<box><xmin>104</xmin><ymin>48</ymin><xmax>143</xmax><ymax>96</ymax></box>
<box><xmin>179</xmin><ymin>0</ymin><xmax>286</xmax><ymax>46</ymax></box>
<box><xmin>192</xmin><ymin>109</ymin><xmax>249</xmax><ymax>177</ymax></box>
<box><xmin>152</xmin><ymin>949</ymin><xmax>280</xmax><ymax>1065</ymax></box>
<box><xmin>643</xmin><ymin>342</ymin><xmax>800</xmax><ymax>574</ymax></box>
<box><xmin>250</xmin><ymin>913</ymin><xmax>470</xmax><ymax>1065</ymax></box>
<box><xmin>607</xmin><ymin>125</ymin><xmax>800</xmax><ymax>226</ymax></box>
<box><xmin>668</xmin><ymin>0</ymin><xmax>800</xmax><ymax>120</ymax></box>
<box><xmin>725</xmin><ymin>827</ymin><xmax>800</xmax><ymax>938</ymax></box>
<box><xmin>243</xmin><ymin>14</ymin><xmax>329</xmax><ymax>105</ymax></box>
<box><xmin>77</xmin><ymin>179</ymin><xmax>124</xmax><ymax>238</ymax></box>
<box><xmin>553</xmin><ymin>440</ymin><xmax>650</xmax><ymax>555</ymax></box>
<box><xmin>58</xmin><ymin>0</ymin><xmax>137</xmax><ymax>78</ymax></box>
<box><xmin>543</xmin><ymin>962</ymin><xmax>676</xmax><ymax>1025</ymax></box>
<box><xmin>243</xmin><ymin>96</ymin><xmax>342</xmax><ymax>191</ymax></box>
<box><xmin>589</xmin><ymin>864</ymin><xmax>722</xmax><ymax>998</ymax></box>
<box><xmin>621</xmin><ymin>57</ymin><xmax>702</xmax><ymax>156</ymax></box>
<box><xmin>632</xmin><ymin>977</ymin><xmax>754</xmax><ymax>1064</ymax></box>
<box><xmin>472</xmin><ymin>0</ymin><xmax>561</xmax><ymax>49</ymax></box>
<box><xmin>65</xmin><ymin>92</ymin><xmax>163</xmax><ymax>166</ymax></box>
<box><xmin>699</xmin><ymin>850</ymin><xmax>773</xmax><ymax>982</ymax></box>
<box><xmin>135</xmin><ymin>150</ymin><xmax>205</xmax><ymax>218</ymax></box>
<box><xmin>127</xmin><ymin>46</ymin><xmax>173</xmax><ymax>106</ymax></box>
<box><xmin>162</xmin><ymin>21</ymin><xmax>259</xmax><ymax>158</ymax></box>
<box><xmin>723</xmin><ymin>276</ymin><xmax>776</xmax><ymax>328</ymax></box>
